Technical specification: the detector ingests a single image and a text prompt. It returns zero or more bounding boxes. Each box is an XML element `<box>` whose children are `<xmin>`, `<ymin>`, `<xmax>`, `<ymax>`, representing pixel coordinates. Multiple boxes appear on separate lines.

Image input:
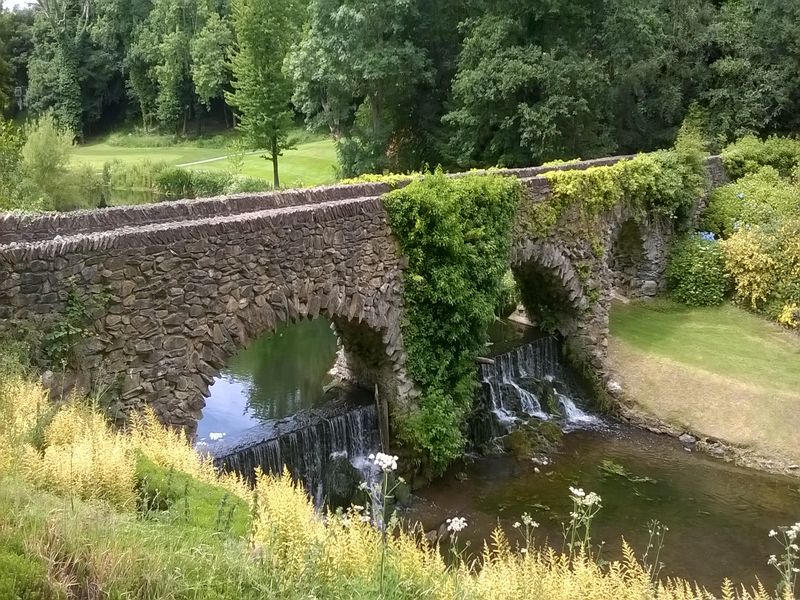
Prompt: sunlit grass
<box><xmin>69</xmin><ymin>137</ymin><xmax>339</xmax><ymax>188</ymax></box>
<box><xmin>610</xmin><ymin>300</ymin><xmax>800</xmax><ymax>463</ymax></box>
<box><xmin>610</xmin><ymin>300</ymin><xmax>800</xmax><ymax>394</ymax></box>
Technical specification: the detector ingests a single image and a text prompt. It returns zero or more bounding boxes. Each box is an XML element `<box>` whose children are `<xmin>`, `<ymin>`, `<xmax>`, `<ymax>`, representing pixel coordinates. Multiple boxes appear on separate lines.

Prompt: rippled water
<box><xmin>410</xmin><ymin>425</ymin><xmax>800</xmax><ymax>589</ymax></box>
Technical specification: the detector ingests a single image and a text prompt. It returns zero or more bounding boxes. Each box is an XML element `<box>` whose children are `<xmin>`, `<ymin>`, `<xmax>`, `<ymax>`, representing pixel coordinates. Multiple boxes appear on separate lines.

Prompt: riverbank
<box><xmin>609</xmin><ymin>300</ymin><xmax>800</xmax><ymax>474</ymax></box>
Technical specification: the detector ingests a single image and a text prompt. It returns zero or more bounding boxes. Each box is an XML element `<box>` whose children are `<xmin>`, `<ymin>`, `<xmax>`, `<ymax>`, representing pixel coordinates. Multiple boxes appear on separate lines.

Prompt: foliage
<box><xmin>445</xmin><ymin>14</ymin><xmax>613</xmax><ymax>169</ymax></box>
<box><xmin>496</xmin><ymin>271</ymin><xmax>521</xmax><ymax>319</ymax></box>
<box><xmin>19</xmin><ymin>112</ymin><xmax>74</xmax><ymax>210</ymax></box>
<box><xmin>702</xmin><ymin>168</ymin><xmax>800</xmax><ymax>238</ymax></box>
<box><xmin>42</xmin><ymin>288</ymin><xmax>102</xmax><ymax>367</ymax></box>
<box><xmin>721</xmin><ymin>136</ymin><xmax>800</xmax><ymax>181</ymax></box>
<box><xmin>226</xmin><ymin>0</ymin><xmax>302</xmax><ymax>188</ymax></box>
<box><xmin>155</xmin><ymin>166</ymin><xmax>270</xmax><ymax>199</ymax></box>
<box><xmin>288</xmin><ymin>0</ymin><xmax>432</xmax><ymax>177</ymax></box>
<box><xmin>383</xmin><ymin>173</ymin><xmax>522</xmax><ymax>473</ymax></box>
<box><xmin>666</xmin><ymin>235</ymin><xmax>729</xmax><ymax>307</ymax></box>
<box><xmin>155</xmin><ymin>167</ymin><xmax>194</xmax><ymax>199</ymax></box>
<box><xmin>722</xmin><ymin>220</ymin><xmax>800</xmax><ymax>316</ymax></box>
<box><xmin>0</xmin><ymin>117</ymin><xmax>24</xmax><ymax>208</ymax></box>
<box><xmin>0</xmin><ymin>356</ymin><xmax>791</xmax><ymax>599</ymax></box>
<box><xmin>531</xmin><ymin>129</ymin><xmax>707</xmax><ymax>237</ymax></box>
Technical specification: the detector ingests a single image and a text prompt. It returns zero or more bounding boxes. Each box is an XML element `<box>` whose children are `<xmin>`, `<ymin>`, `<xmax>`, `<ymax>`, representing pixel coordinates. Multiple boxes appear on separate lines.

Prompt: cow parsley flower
<box><xmin>447</xmin><ymin>517</ymin><xmax>468</xmax><ymax>533</ymax></box>
<box><xmin>369</xmin><ymin>452</ymin><xmax>398</xmax><ymax>472</ymax></box>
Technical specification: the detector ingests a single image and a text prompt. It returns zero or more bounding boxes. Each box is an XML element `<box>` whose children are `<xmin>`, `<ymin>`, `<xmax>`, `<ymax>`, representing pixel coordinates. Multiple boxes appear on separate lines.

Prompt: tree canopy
<box><xmin>2</xmin><ymin>0</ymin><xmax>800</xmax><ymax>177</ymax></box>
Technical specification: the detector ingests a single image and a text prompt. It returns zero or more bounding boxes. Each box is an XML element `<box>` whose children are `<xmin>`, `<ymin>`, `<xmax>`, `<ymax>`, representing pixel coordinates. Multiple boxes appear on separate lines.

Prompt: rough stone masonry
<box><xmin>0</xmin><ymin>156</ymin><xmax>727</xmax><ymax>435</ymax></box>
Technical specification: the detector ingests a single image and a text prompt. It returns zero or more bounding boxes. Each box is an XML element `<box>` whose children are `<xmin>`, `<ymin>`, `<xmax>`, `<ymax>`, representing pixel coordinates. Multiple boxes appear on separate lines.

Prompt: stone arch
<box><xmin>510</xmin><ymin>239</ymin><xmax>588</xmax><ymax>338</ymax></box>
<box><xmin>607</xmin><ymin>211</ymin><xmax>672</xmax><ymax>298</ymax></box>
<box><xmin>170</xmin><ymin>283</ymin><xmax>412</xmax><ymax>438</ymax></box>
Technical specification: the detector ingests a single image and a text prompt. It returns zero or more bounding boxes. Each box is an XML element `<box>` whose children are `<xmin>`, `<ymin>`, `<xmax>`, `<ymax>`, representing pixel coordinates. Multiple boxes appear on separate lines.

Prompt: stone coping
<box><xmin>0</xmin><ymin>154</ymin><xmax>725</xmax><ymax>249</ymax></box>
<box><xmin>0</xmin><ymin>155</ymin><xmax>642</xmax><ymax>244</ymax></box>
<box><xmin>0</xmin><ymin>195</ymin><xmax>386</xmax><ymax>266</ymax></box>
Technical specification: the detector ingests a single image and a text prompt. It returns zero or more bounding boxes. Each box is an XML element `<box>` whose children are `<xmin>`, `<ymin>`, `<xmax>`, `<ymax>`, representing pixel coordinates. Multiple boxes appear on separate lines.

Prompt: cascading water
<box><xmin>208</xmin><ymin>398</ymin><xmax>380</xmax><ymax>506</ymax></box>
<box><xmin>472</xmin><ymin>336</ymin><xmax>600</xmax><ymax>446</ymax></box>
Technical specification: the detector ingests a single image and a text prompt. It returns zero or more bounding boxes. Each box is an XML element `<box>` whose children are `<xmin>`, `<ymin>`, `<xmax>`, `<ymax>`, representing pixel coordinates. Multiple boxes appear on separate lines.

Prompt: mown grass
<box><xmin>610</xmin><ymin>300</ymin><xmax>800</xmax><ymax>395</ymax></box>
<box><xmin>609</xmin><ymin>300</ymin><xmax>800</xmax><ymax>463</ymax></box>
<box><xmin>69</xmin><ymin>134</ymin><xmax>339</xmax><ymax>189</ymax></box>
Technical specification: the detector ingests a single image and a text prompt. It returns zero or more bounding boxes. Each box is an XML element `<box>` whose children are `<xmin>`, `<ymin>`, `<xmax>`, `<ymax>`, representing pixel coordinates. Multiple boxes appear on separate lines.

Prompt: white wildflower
<box><xmin>208</xmin><ymin>432</ymin><xmax>226</xmax><ymax>441</ymax></box>
<box><xmin>447</xmin><ymin>517</ymin><xmax>468</xmax><ymax>533</ymax></box>
<box><xmin>769</xmin><ymin>529</ymin><xmax>778</xmax><ymax>538</ymax></box>
<box><xmin>569</xmin><ymin>486</ymin><xmax>585</xmax><ymax>498</ymax></box>
<box><xmin>768</xmin><ymin>555</ymin><xmax>778</xmax><ymax>566</ymax></box>
<box><xmin>370</xmin><ymin>452</ymin><xmax>399</xmax><ymax>472</ymax></box>
<box><xmin>513</xmin><ymin>522</ymin><xmax>521</xmax><ymax>529</ymax></box>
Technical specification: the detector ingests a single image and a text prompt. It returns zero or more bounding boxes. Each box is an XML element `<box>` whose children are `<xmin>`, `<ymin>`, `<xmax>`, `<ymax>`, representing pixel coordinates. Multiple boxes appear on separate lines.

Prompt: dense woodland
<box><xmin>1</xmin><ymin>0</ymin><xmax>800</xmax><ymax>177</ymax></box>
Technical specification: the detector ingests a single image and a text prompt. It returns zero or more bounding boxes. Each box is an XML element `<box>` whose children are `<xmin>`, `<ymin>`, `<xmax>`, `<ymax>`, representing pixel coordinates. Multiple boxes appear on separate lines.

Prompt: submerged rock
<box><xmin>323</xmin><ymin>453</ymin><xmax>364</xmax><ymax>510</ymax></box>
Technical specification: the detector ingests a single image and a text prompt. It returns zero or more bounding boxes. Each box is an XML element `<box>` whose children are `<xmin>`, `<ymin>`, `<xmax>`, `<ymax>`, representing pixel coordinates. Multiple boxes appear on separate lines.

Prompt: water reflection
<box><xmin>197</xmin><ymin>318</ymin><xmax>338</xmax><ymax>440</ymax></box>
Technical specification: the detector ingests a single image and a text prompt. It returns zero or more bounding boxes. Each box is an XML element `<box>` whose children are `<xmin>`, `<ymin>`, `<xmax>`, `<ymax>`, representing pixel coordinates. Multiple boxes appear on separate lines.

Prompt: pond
<box><xmin>196</xmin><ymin>317</ymin><xmax>800</xmax><ymax>590</ymax></box>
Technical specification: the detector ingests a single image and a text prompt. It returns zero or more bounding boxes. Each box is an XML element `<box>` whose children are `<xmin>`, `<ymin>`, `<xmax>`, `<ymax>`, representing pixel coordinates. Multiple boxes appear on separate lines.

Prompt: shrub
<box><xmin>0</xmin><ymin>545</ymin><xmax>50</xmax><ymax>600</ymax></box>
<box><xmin>20</xmin><ymin>112</ymin><xmax>75</xmax><ymax>210</ymax></box>
<box><xmin>189</xmin><ymin>170</ymin><xmax>234</xmax><ymax>197</ymax></box>
<box><xmin>106</xmin><ymin>159</ymin><xmax>170</xmax><ymax>191</ymax></box>
<box><xmin>721</xmin><ymin>135</ymin><xmax>800</xmax><ymax>180</ymax></box>
<box><xmin>496</xmin><ymin>270</ymin><xmax>521</xmax><ymax>318</ymax></box>
<box><xmin>702</xmin><ymin>167</ymin><xmax>800</xmax><ymax>237</ymax></box>
<box><xmin>666</xmin><ymin>235</ymin><xmax>730</xmax><ymax>306</ymax></box>
<box><xmin>155</xmin><ymin>167</ymin><xmax>194</xmax><ymax>199</ymax></box>
<box><xmin>722</xmin><ymin>219</ymin><xmax>800</xmax><ymax>314</ymax></box>
<box><xmin>0</xmin><ymin>118</ymin><xmax>24</xmax><ymax>208</ymax></box>
<box><xmin>224</xmin><ymin>174</ymin><xmax>271</xmax><ymax>194</ymax></box>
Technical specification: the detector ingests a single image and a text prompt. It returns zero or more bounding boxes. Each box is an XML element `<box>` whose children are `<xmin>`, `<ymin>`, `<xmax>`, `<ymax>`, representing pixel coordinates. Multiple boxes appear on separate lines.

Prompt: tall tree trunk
<box><xmin>271</xmin><ymin>136</ymin><xmax>280</xmax><ymax>189</ymax></box>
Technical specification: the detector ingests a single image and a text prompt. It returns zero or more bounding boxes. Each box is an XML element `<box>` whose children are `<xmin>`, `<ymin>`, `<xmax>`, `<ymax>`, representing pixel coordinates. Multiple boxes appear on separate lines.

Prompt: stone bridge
<box><xmin>0</xmin><ymin>156</ymin><xmax>727</xmax><ymax>434</ymax></box>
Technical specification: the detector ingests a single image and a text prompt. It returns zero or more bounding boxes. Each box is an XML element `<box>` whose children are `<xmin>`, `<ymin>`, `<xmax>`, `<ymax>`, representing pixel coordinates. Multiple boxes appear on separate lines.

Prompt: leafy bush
<box><xmin>496</xmin><ymin>270</ymin><xmax>521</xmax><ymax>318</ymax></box>
<box><xmin>666</xmin><ymin>235</ymin><xmax>729</xmax><ymax>306</ymax></box>
<box><xmin>722</xmin><ymin>219</ymin><xmax>800</xmax><ymax>315</ymax></box>
<box><xmin>106</xmin><ymin>159</ymin><xmax>170</xmax><ymax>191</ymax></box>
<box><xmin>188</xmin><ymin>170</ymin><xmax>232</xmax><ymax>197</ymax></box>
<box><xmin>20</xmin><ymin>112</ymin><xmax>75</xmax><ymax>210</ymax></box>
<box><xmin>155</xmin><ymin>167</ymin><xmax>194</xmax><ymax>199</ymax></box>
<box><xmin>0</xmin><ymin>118</ymin><xmax>24</xmax><ymax>208</ymax></box>
<box><xmin>384</xmin><ymin>172</ymin><xmax>522</xmax><ymax>474</ymax></box>
<box><xmin>721</xmin><ymin>135</ymin><xmax>800</xmax><ymax>180</ymax></box>
<box><xmin>224</xmin><ymin>174</ymin><xmax>271</xmax><ymax>194</ymax></box>
<box><xmin>155</xmin><ymin>168</ymin><xmax>271</xmax><ymax>199</ymax></box>
<box><xmin>702</xmin><ymin>167</ymin><xmax>800</xmax><ymax>237</ymax></box>
<box><xmin>0</xmin><ymin>545</ymin><xmax>50</xmax><ymax>600</ymax></box>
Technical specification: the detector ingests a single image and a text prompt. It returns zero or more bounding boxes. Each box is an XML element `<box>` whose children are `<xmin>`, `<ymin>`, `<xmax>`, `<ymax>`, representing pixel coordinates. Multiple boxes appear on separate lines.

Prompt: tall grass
<box><xmin>0</xmin><ymin>359</ymin><xmax>788</xmax><ymax>599</ymax></box>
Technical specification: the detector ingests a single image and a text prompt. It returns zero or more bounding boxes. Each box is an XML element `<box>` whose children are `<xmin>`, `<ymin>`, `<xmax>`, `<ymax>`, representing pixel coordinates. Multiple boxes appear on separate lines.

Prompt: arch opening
<box><xmin>608</xmin><ymin>219</ymin><xmax>649</xmax><ymax>297</ymax></box>
<box><xmin>511</xmin><ymin>260</ymin><xmax>581</xmax><ymax>338</ymax></box>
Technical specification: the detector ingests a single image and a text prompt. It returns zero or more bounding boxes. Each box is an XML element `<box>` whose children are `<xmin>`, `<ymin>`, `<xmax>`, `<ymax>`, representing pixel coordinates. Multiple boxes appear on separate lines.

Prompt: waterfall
<box><xmin>472</xmin><ymin>336</ymin><xmax>600</xmax><ymax>445</ymax></box>
<box><xmin>211</xmin><ymin>403</ymin><xmax>380</xmax><ymax>506</ymax></box>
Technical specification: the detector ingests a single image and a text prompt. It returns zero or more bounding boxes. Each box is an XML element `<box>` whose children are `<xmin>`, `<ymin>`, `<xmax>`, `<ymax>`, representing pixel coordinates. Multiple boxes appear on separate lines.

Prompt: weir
<box><xmin>205</xmin><ymin>327</ymin><xmax>599</xmax><ymax>505</ymax></box>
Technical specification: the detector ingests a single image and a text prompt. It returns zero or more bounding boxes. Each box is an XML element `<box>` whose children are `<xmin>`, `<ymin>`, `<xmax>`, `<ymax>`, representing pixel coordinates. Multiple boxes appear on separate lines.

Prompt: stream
<box><xmin>196</xmin><ymin>317</ymin><xmax>800</xmax><ymax>589</ymax></box>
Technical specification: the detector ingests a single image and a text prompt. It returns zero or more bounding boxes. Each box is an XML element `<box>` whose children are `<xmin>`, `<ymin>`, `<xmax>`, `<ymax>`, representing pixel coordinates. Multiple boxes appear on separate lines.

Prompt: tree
<box><xmin>444</xmin><ymin>13</ymin><xmax>613</xmax><ymax>168</ymax></box>
<box><xmin>190</xmin><ymin>13</ymin><xmax>233</xmax><ymax>114</ymax></box>
<box><xmin>226</xmin><ymin>0</ymin><xmax>304</xmax><ymax>188</ymax></box>
<box><xmin>288</xmin><ymin>0</ymin><xmax>431</xmax><ymax>176</ymax></box>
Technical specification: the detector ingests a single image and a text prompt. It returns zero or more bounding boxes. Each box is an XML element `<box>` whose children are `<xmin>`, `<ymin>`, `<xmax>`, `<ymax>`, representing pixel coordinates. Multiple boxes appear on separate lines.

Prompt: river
<box><xmin>196</xmin><ymin>317</ymin><xmax>800</xmax><ymax>590</ymax></box>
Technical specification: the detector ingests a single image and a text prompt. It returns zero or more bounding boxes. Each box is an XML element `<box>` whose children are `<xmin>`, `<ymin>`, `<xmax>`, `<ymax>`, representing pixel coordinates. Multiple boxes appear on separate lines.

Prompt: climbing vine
<box><xmin>42</xmin><ymin>288</ymin><xmax>107</xmax><ymax>367</ymax></box>
<box><xmin>526</xmin><ymin>128</ymin><xmax>708</xmax><ymax>238</ymax></box>
<box><xmin>384</xmin><ymin>172</ymin><xmax>522</xmax><ymax>475</ymax></box>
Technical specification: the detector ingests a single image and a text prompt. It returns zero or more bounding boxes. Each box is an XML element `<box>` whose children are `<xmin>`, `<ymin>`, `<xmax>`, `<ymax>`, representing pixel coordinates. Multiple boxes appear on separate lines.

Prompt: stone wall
<box><xmin>0</xmin><ymin>197</ymin><xmax>413</xmax><ymax>435</ymax></box>
<box><xmin>0</xmin><ymin>155</ymin><xmax>728</xmax><ymax>433</ymax></box>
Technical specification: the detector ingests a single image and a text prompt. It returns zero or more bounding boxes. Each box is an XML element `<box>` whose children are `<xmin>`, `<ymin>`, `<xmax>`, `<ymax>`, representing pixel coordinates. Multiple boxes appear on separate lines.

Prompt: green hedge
<box><xmin>383</xmin><ymin>172</ymin><xmax>522</xmax><ymax>474</ymax></box>
<box><xmin>155</xmin><ymin>168</ymin><xmax>271</xmax><ymax>199</ymax></box>
<box><xmin>721</xmin><ymin>135</ymin><xmax>800</xmax><ymax>181</ymax></box>
<box><xmin>667</xmin><ymin>235</ymin><xmax>729</xmax><ymax>306</ymax></box>
<box><xmin>702</xmin><ymin>167</ymin><xmax>800</xmax><ymax>237</ymax></box>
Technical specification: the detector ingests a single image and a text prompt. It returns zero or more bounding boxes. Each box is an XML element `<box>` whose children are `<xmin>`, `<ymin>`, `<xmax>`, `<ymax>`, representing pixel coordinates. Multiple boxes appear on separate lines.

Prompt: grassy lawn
<box><xmin>609</xmin><ymin>300</ymin><xmax>800</xmax><ymax>463</ymax></box>
<box><xmin>70</xmin><ymin>136</ymin><xmax>339</xmax><ymax>188</ymax></box>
